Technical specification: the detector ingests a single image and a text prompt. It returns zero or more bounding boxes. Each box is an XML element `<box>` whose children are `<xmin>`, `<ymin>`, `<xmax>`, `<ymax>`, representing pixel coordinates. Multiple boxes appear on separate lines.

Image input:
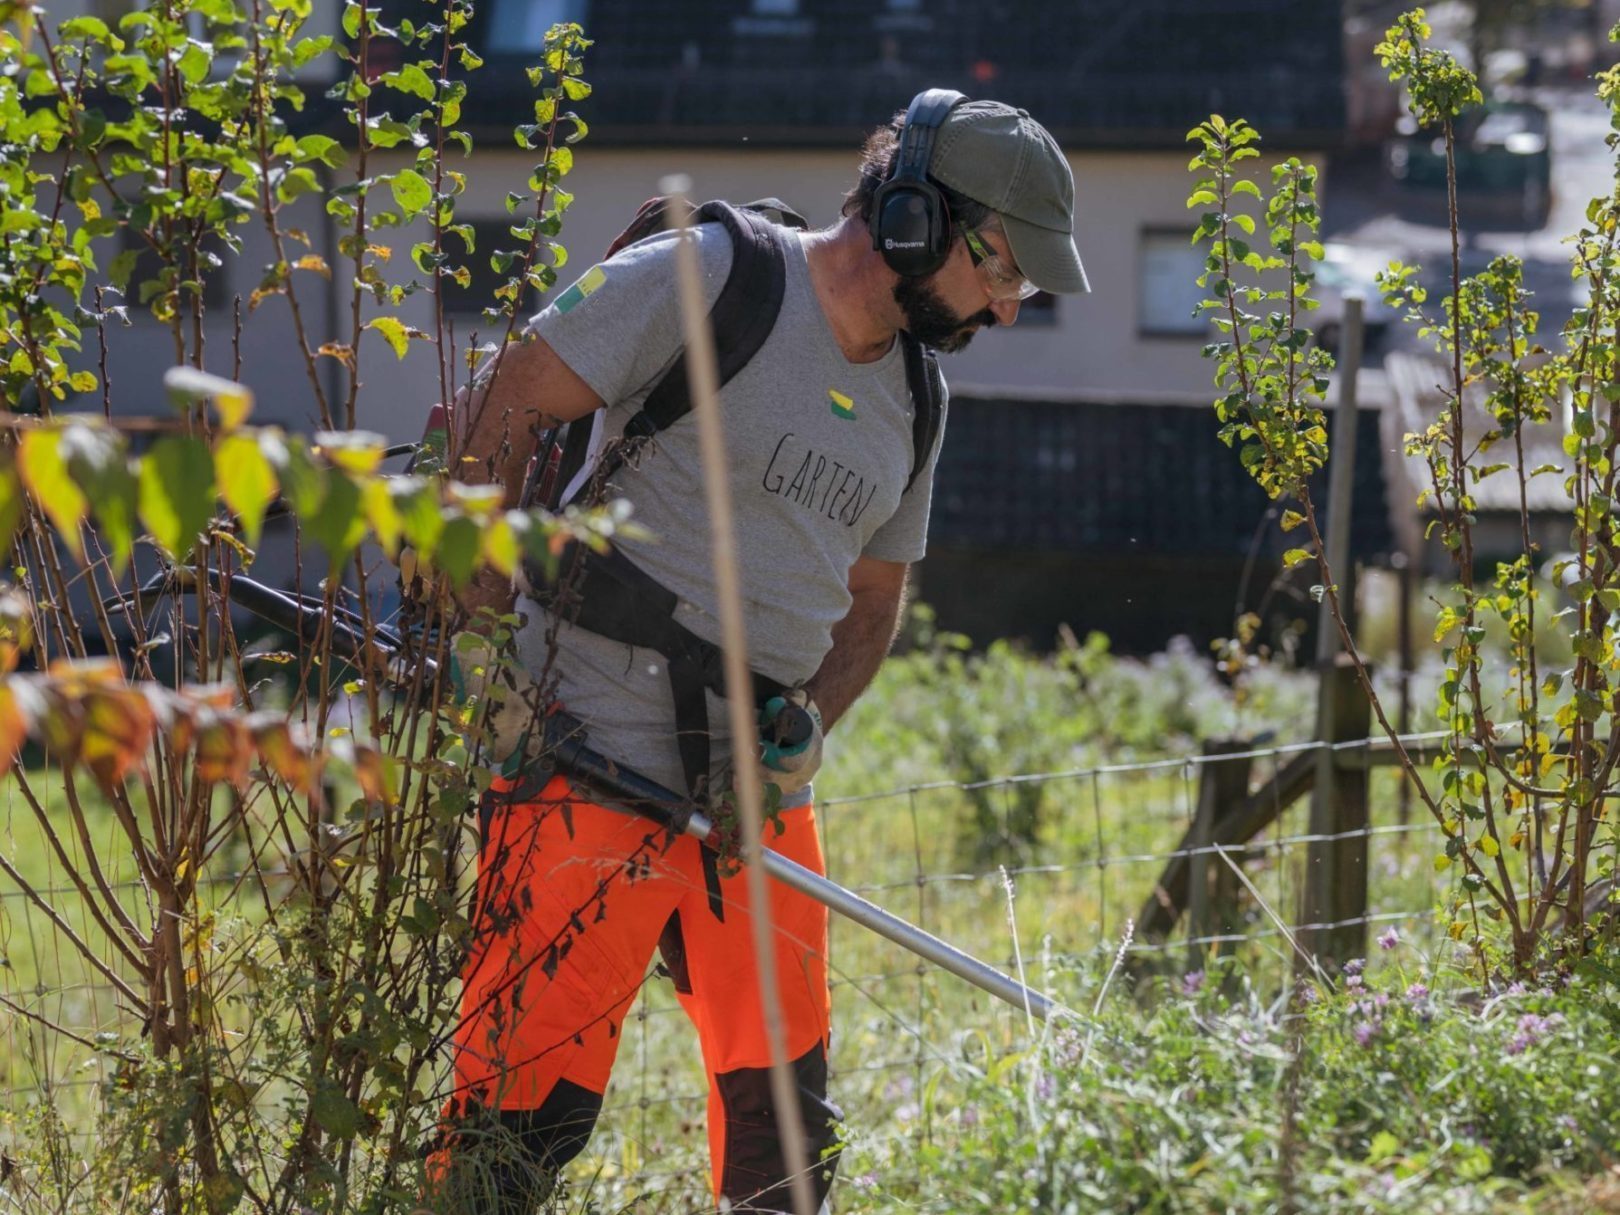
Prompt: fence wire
<box><xmin>0</xmin><ymin>735</ymin><xmax>1453</xmax><ymax>1186</ymax></box>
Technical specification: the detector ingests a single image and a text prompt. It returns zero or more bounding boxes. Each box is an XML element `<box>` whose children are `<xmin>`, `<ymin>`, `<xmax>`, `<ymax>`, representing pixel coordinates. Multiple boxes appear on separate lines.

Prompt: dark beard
<box><xmin>893</xmin><ymin>274</ymin><xmax>996</xmax><ymax>353</ymax></box>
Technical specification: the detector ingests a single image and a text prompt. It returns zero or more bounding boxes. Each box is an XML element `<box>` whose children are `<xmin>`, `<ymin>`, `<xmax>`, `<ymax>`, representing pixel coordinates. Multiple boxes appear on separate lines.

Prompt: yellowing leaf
<box><xmin>215</xmin><ymin>434</ymin><xmax>277</xmax><ymax>546</ymax></box>
<box><xmin>482</xmin><ymin>514</ymin><xmax>518</xmax><ymax>577</ymax></box>
<box><xmin>362</xmin><ymin>477</ymin><xmax>402</xmax><ymax>558</ymax></box>
<box><xmin>316</xmin><ymin>342</ymin><xmax>355</xmax><ymax>368</ymax></box>
<box><xmin>163</xmin><ymin>366</ymin><xmax>254</xmax><ymax>430</ymax></box>
<box><xmin>0</xmin><ymin>460</ymin><xmax>29</xmax><ymax>565</ymax></box>
<box><xmin>293</xmin><ymin>253</ymin><xmax>331</xmax><ymax>279</ymax></box>
<box><xmin>314</xmin><ymin>430</ymin><xmax>387</xmax><ymax>475</ymax></box>
<box><xmin>0</xmin><ymin>683</ymin><xmax>26</xmax><ymax>780</ymax></box>
<box><xmin>19</xmin><ymin>427</ymin><xmax>88</xmax><ymax>557</ymax></box>
<box><xmin>366</xmin><ymin>315</ymin><xmax>410</xmax><ymax>359</ymax></box>
<box><xmin>1478</xmin><ymin>834</ymin><xmax>1500</xmax><ymax>858</ymax></box>
<box><xmin>1282</xmin><ymin>547</ymin><xmax>1313</xmax><ymax>569</ymax></box>
<box><xmin>80</xmin><ymin>684</ymin><xmax>156</xmax><ymax>790</ymax></box>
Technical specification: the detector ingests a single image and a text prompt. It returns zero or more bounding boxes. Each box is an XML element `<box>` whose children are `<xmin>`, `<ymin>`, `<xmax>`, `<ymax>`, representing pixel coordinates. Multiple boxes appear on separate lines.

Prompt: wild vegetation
<box><xmin>0</xmin><ymin>3</ymin><xmax>1617</xmax><ymax>1213</ymax></box>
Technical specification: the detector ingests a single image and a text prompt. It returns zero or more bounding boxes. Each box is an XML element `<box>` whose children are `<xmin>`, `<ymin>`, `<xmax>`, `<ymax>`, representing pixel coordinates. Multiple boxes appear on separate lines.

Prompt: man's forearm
<box><xmin>805</xmin><ymin>584</ymin><xmax>907</xmax><ymax>729</ymax></box>
<box><xmin>459</xmin><ymin>335</ymin><xmax>549</xmax><ymax>507</ymax></box>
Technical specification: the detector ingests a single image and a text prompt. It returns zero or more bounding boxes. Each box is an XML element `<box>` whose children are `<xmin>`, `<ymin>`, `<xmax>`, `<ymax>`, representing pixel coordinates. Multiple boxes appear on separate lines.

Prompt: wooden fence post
<box><xmin>1300</xmin><ymin>653</ymin><xmax>1373</xmax><ymax>970</ymax></box>
<box><xmin>1187</xmin><ymin>739</ymin><xmax>1254</xmax><ymax>972</ymax></box>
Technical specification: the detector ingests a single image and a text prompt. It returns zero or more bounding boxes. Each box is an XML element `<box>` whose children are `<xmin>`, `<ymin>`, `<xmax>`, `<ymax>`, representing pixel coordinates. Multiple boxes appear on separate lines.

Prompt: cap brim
<box><xmin>1002</xmin><ymin>213</ymin><xmax>1090</xmax><ymax>295</ymax></box>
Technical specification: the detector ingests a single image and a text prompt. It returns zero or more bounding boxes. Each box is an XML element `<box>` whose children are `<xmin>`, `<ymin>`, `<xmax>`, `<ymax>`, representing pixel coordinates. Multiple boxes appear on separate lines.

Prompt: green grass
<box><xmin>0</xmin><ymin>633</ymin><xmax>1517</xmax><ymax>1213</ymax></box>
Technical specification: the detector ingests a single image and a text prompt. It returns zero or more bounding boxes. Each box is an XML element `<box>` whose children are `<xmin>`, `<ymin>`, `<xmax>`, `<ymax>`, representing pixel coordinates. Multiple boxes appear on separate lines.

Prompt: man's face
<box><xmin>892</xmin><ymin>226</ymin><xmax>1024</xmax><ymax>353</ymax></box>
<box><xmin>892</xmin><ymin>272</ymin><xmax>996</xmax><ymax>353</ymax></box>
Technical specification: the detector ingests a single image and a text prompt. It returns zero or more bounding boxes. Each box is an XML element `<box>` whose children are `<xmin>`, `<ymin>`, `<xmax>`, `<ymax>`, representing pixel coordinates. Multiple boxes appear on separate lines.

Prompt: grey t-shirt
<box><xmin>514</xmin><ymin>222</ymin><xmax>947</xmax><ymax>797</ymax></box>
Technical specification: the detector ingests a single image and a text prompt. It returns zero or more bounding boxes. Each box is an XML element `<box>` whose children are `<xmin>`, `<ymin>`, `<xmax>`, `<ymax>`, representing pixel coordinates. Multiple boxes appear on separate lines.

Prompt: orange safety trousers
<box><xmin>440</xmin><ymin>770</ymin><xmax>841</xmax><ymax>1211</ymax></box>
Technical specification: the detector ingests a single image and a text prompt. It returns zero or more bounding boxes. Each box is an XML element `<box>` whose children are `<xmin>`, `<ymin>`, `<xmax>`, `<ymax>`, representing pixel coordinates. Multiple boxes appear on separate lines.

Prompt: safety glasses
<box><xmin>961</xmin><ymin>226</ymin><xmax>1040</xmax><ymax>302</ymax></box>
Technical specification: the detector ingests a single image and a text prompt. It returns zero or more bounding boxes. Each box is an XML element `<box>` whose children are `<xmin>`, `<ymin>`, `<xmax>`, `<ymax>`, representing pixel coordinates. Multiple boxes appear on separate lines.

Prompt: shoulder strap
<box><xmin>621</xmin><ymin>201</ymin><xmax>790</xmax><ymax>443</ymax></box>
<box><xmin>899</xmin><ymin>332</ymin><xmax>945</xmax><ymax>493</ymax></box>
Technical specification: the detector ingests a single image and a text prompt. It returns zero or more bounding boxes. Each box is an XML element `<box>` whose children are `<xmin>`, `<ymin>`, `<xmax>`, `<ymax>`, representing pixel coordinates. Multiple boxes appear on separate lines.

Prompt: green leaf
<box><xmin>434</xmin><ymin>514</ymin><xmax>481</xmax><ymax>588</ymax></box>
<box><xmin>384</xmin><ymin>63</ymin><xmax>436</xmax><ymax>101</ymax></box>
<box><xmin>295</xmin><ymin>135</ymin><xmax>346</xmax><ymax>168</ymax></box>
<box><xmin>216</xmin><ymin>434</ymin><xmax>277</xmax><ymax>546</ymax></box>
<box><xmin>304</xmin><ymin>469</ymin><xmax>366</xmax><ymax>573</ymax></box>
<box><xmin>390</xmin><ymin>168</ymin><xmax>432</xmax><ymax>219</ymax></box>
<box><xmin>366</xmin><ymin>315</ymin><xmax>410</xmax><ymax>359</ymax></box>
<box><xmin>312</xmin><ymin>1084</ymin><xmax>360</xmax><ymax>1139</ymax></box>
<box><xmin>62</xmin><ymin>424</ymin><xmax>138</xmax><ymax>575</ymax></box>
<box><xmin>138</xmin><ymin>437</ymin><xmax>216</xmax><ymax>559</ymax></box>
<box><xmin>391</xmin><ymin>477</ymin><xmax>443</xmax><ymax>560</ymax></box>
<box><xmin>1230</xmin><ymin>179</ymin><xmax>1262</xmax><ymax>200</ymax></box>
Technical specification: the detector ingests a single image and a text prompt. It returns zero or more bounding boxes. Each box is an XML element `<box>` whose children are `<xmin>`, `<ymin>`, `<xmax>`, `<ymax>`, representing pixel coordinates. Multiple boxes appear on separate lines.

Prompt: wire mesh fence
<box><xmin>0</xmin><ymin>733</ymin><xmax>1450</xmax><ymax>1186</ymax></box>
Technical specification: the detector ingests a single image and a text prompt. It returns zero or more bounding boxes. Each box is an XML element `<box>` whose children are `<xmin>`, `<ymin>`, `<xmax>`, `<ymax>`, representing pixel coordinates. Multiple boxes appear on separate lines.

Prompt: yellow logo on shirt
<box><xmin>553</xmin><ymin>264</ymin><xmax>607</xmax><ymax>315</ymax></box>
<box><xmin>828</xmin><ymin>389</ymin><xmax>856</xmax><ymax>420</ymax></box>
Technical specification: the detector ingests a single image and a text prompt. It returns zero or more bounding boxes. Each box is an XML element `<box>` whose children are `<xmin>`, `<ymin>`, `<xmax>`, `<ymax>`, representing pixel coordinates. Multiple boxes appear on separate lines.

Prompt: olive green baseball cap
<box><xmin>928</xmin><ymin>100</ymin><xmax>1090</xmax><ymax>295</ymax></box>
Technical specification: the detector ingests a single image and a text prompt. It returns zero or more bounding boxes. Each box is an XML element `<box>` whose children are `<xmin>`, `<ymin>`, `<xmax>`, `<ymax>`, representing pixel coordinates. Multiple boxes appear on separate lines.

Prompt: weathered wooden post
<box><xmin>1187</xmin><ymin>738</ymin><xmax>1255</xmax><ymax>971</ymax></box>
<box><xmin>1300</xmin><ymin>296</ymin><xmax>1373</xmax><ymax>970</ymax></box>
<box><xmin>1301</xmin><ymin>655</ymin><xmax>1373</xmax><ymax>967</ymax></box>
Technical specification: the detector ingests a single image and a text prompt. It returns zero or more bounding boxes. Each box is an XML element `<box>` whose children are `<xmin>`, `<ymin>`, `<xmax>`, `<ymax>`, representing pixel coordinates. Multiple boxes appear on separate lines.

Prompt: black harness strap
<box><xmin>900</xmin><ymin>332</ymin><xmax>944</xmax><ymax>493</ymax></box>
<box><xmin>627</xmin><ymin>203</ymin><xmax>790</xmax><ymax>441</ymax></box>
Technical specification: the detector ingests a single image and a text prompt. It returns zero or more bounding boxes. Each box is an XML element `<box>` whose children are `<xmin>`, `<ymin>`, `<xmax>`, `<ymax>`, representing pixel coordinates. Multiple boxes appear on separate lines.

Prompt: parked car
<box><xmin>1387</xmin><ymin>99</ymin><xmax>1552</xmax><ymax>225</ymax></box>
<box><xmin>1313</xmin><ymin>242</ymin><xmax>1398</xmax><ymax>354</ymax></box>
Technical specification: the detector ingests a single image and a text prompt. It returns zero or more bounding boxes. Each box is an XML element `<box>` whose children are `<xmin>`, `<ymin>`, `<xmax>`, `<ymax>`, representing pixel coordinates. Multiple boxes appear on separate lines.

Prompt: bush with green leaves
<box><xmin>1188</xmin><ymin>8</ymin><xmax>1620</xmax><ymax>974</ymax></box>
<box><xmin>0</xmin><ymin>4</ymin><xmax>608</xmax><ymax>1211</ymax></box>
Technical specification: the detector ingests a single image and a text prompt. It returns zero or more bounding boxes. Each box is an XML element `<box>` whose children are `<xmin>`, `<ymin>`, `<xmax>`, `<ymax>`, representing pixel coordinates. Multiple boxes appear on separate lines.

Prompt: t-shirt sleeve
<box><xmin>860</xmin><ymin>379</ymin><xmax>949</xmax><ymax>564</ymax></box>
<box><xmin>523</xmin><ymin>225</ymin><xmax>734</xmax><ymax>414</ymax></box>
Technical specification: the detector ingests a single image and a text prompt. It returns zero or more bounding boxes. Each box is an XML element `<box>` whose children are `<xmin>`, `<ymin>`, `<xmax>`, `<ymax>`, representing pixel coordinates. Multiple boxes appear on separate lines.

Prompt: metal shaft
<box><xmin>546</xmin><ymin>728</ymin><xmax>1064</xmax><ymax>1022</ymax></box>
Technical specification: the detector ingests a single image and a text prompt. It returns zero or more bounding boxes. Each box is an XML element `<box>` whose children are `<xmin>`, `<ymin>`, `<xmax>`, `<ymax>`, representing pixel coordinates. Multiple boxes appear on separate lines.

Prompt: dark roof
<box><xmin>930</xmin><ymin>396</ymin><xmax>1394</xmax><ymax>563</ymax></box>
<box><xmin>449</xmin><ymin>0</ymin><xmax>1346</xmax><ymax>148</ymax></box>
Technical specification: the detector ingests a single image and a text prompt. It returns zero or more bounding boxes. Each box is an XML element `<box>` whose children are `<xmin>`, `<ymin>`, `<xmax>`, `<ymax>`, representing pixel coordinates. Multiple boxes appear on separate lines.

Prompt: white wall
<box><xmin>87</xmin><ymin>143</ymin><xmax>1325</xmax><ymax>445</ymax></box>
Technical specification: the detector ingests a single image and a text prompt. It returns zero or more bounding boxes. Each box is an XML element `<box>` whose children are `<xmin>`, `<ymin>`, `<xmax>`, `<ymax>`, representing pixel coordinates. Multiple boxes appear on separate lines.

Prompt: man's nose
<box><xmin>989</xmin><ymin>297</ymin><xmax>1021</xmax><ymax>327</ymax></box>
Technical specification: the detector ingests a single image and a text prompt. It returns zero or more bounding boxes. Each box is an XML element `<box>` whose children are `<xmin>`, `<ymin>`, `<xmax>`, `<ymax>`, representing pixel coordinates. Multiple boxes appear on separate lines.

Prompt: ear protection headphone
<box><xmin>870</xmin><ymin>88</ymin><xmax>968</xmax><ymax>278</ymax></box>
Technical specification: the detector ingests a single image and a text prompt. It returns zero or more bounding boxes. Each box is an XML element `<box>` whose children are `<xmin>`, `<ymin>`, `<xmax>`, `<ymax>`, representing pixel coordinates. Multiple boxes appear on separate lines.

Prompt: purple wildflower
<box><xmin>1180</xmin><ymin>970</ymin><xmax>1206</xmax><ymax>997</ymax></box>
<box><xmin>1378</xmin><ymin>927</ymin><xmax>1400</xmax><ymax>951</ymax></box>
<box><xmin>1353</xmin><ymin>1020</ymin><xmax>1378</xmax><ymax>1046</ymax></box>
<box><xmin>1374</xmin><ymin>992</ymin><xmax>1390</xmax><ymax>1009</ymax></box>
<box><xmin>1343</xmin><ymin>958</ymin><xmax>1366</xmax><ymax>976</ymax></box>
<box><xmin>1405</xmin><ymin>982</ymin><xmax>1429</xmax><ymax>1002</ymax></box>
<box><xmin>1346</xmin><ymin>971</ymin><xmax>1365</xmax><ymax>990</ymax></box>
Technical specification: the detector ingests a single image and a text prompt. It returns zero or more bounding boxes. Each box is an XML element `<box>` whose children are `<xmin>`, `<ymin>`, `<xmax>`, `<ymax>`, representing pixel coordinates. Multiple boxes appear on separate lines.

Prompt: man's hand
<box><xmin>757</xmin><ymin>688</ymin><xmax>824</xmax><ymax>797</ymax></box>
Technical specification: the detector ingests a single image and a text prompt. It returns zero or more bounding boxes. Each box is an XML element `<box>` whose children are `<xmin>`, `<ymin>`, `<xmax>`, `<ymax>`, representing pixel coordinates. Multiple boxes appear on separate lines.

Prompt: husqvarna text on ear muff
<box><xmin>871</xmin><ymin>88</ymin><xmax>967</xmax><ymax>278</ymax></box>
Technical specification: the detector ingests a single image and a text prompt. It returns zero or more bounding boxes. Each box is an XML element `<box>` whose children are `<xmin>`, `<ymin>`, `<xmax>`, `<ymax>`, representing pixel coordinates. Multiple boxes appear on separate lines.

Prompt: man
<box><xmin>439</xmin><ymin>93</ymin><xmax>1087</xmax><ymax>1212</ymax></box>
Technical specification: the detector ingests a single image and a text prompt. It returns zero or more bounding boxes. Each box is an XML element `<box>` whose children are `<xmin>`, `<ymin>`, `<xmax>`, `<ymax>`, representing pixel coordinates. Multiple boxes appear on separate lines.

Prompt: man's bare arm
<box><xmin>454</xmin><ymin>333</ymin><xmax>604</xmax><ymax>614</ymax></box>
<box><xmin>458</xmin><ymin>332</ymin><xmax>604</xmax><ymax>506</ymax></box>
<box><xmin>805</xmin><ymin>556</ymin><xmax>909</xmax><ymax>729</ymax></box>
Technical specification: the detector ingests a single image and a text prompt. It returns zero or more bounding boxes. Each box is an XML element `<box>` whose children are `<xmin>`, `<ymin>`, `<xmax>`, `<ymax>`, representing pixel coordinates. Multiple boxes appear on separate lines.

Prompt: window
<box><xmin>487</xmin><ymin>0</ymin><xmax>588</xmax><ymax>54</ymax></box>
<box><xmin>117</xmin><ymin>225</ymin><xmax>230</xmax><ymax>314</ymax></box>
<box><xmin>442</xmin><ymin>219</ymin><xmax>542</xmax><ymax>320</ymax></box>
<box><xmin>1015</xmin><ymin>291</ymin><xmax>1058</xmax><ymax>328</ymax></box>
<box><xmin>1138</xmin><ymin>228</ymin><xmax>1209</xmax><ymax>337</ymax></box>
<box><xmin>751</xmin><ymin>0</ymin><xmax>799</xmax><ymax>13</ymax></box>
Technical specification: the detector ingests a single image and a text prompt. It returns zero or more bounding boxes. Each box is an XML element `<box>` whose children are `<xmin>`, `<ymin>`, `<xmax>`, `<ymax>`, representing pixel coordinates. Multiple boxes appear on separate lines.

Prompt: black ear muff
<box><xmin>872</xmin><ymin>88</ymin><xmax>967</xmax><ymax>278</ymax></box>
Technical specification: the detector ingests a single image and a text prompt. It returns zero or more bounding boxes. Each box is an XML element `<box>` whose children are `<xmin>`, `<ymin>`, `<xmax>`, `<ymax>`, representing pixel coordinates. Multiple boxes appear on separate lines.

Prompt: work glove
<box><xmin>757</xmin><ymin>688</ymin><xmax>824</xmax><ymax>798</ymax></box>
<box><xmin>447</xmin><ymin>633</ymin><xmax>544</xmax><ymax>775</ymax></box>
